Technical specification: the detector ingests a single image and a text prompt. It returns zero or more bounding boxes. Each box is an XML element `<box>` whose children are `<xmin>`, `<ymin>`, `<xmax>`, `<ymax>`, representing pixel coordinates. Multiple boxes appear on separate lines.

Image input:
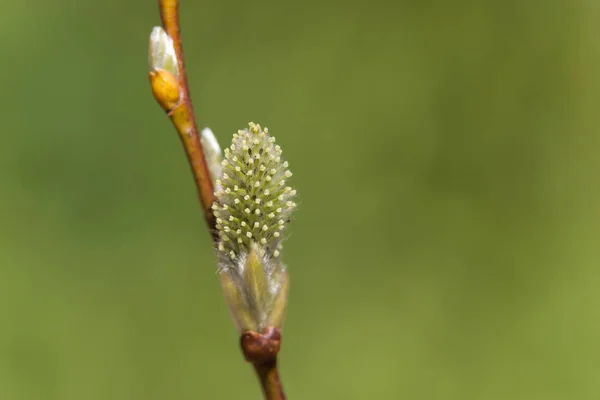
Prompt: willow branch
<box><xmin>150</xmin><ymin>3</ymin><xmax>288</xmax><ymax>399</ymax></box>
<box><xmin>156</xmin><ymin>0</ymin><xmax>216</xmax><ymax>236</ymax></box>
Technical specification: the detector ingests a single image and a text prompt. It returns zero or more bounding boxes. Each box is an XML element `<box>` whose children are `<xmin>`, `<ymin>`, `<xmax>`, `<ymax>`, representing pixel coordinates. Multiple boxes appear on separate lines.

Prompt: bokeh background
<box><xmin>0</xmin><ymin>0</ymin><xmax>599</xmax><ymax>399</ymax></box>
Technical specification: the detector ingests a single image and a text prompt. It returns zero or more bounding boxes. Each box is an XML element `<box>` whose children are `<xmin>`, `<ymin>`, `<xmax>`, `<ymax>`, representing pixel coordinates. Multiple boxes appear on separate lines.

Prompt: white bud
<box><xmin>200</xmin><ymin>127</ymin><xmax>223</xmax><ymax>186</ymax></box>
<box><xmin>148</xmin><ymin>27</ymin><xmax>179</xmax><ymax>76</ymax></box>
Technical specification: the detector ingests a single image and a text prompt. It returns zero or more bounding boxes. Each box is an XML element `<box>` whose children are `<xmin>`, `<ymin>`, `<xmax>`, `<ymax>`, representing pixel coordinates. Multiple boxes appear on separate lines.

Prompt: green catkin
<box><xmin>212</xmin><ymin>122</ymin><xmax>296</xmax><ymax>269</ymax></box>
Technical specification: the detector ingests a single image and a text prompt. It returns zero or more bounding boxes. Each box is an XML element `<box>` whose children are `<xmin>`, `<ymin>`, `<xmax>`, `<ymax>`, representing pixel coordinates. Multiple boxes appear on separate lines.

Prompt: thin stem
<box><xmin>157</xmin><ymin>0</ymin><xmax>216</xmax><ymax>236</ymax></box>
<box><xmin>253</xmin><ymin>359</ymin><xmax>286</xmax><ymax>400</ymax></box>
<box><xmin>241</xmin><ymin>328</ymin><xmax>286</xmax><ymax>399</ymax></box>
<box><xmin>152</xmin><ymin>3</ymin><xmax>287</xmax><ymax>399</ymax></box>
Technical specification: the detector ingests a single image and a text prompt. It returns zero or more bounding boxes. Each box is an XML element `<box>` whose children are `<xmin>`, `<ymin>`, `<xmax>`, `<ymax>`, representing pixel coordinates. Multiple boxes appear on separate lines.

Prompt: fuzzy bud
<box><xmin>148</xmin><ymin>27</ymin><xmax>180</xmax><ymax>111</ymax></box>
<box><xmin>213</xmin><ymin>122</ymin><xmax>296</xmax><ymax>332</ymax></box>
<box><xmin>200</xmin><ymin>127</ymin><xmax>223</xmax><ymax>186</ymax></box>
<box><xmin>148</xmin><ymin>26</ymin><xmax>179</xmax><ymax>76</ymax></box>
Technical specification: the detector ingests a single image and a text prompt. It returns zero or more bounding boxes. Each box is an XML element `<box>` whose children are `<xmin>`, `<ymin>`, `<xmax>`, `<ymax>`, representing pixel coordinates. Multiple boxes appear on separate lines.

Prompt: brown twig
<box><xmin>151</xmin><ymin>2</ymin><xmax>287</xmax><ymax>398</ymax></box>
<box><xmin>156</xmin><ymin>0</ymin><xmax>216</xmax><ymax>237</ymax></box>
<box><xmin>241</xmin><ymin>328</ymin><xmax>286</xmax><ymax>400</ymax></box>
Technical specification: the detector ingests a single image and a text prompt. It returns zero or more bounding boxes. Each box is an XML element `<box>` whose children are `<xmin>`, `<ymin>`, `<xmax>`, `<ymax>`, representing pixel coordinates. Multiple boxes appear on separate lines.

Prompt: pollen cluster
<box><xmin>212</xmin><ymin>122</ymin><xmax>297</xmax><ymax>266</ymax></box>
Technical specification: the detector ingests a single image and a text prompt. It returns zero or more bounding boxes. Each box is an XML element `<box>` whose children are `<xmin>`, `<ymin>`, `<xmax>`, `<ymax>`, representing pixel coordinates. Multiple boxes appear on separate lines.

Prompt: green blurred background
<box><xmin>0</xmin><ymin>0</ymin><xmax>599</xmax><ymax>398</ymax></box>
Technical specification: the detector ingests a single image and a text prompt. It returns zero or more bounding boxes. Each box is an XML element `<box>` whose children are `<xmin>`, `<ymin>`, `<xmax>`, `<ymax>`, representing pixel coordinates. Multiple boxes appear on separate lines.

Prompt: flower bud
<box><xmin>148</xmin><ymin>27</ymin><xmax>180</xmax><ymax>111</ymax></box>
<box><xmin>213</xmin><ymin>122</ymin><xmax>297</xmax><ymax>332</ymax></box>
<box><xmin>200</xmin><ymin>127</ymin><xmax>223</xmax><ymax>186</ymax></box>
<box><xmin>148</xmin><ymin>26</ymin><xmax>179</xmax><ymax>76</ymax></box>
